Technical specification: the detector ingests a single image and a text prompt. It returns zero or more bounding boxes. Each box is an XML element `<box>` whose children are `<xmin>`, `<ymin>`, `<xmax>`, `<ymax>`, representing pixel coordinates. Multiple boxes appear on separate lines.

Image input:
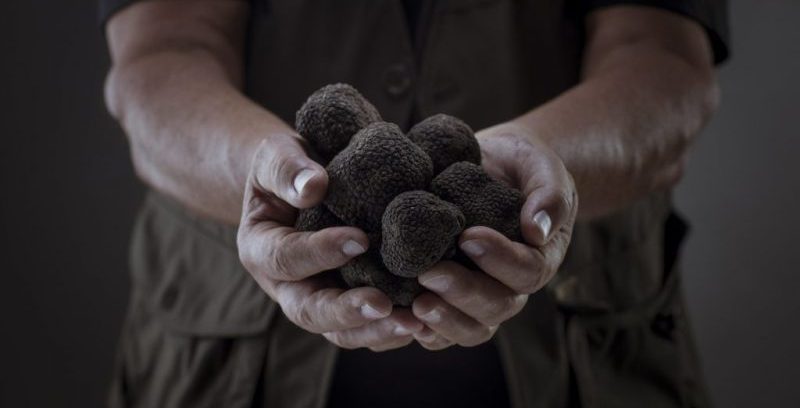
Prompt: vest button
<box><xmin>383</xmin><ymin>63</ymin><xmax>413</xmax><ymax>98</ymax></box>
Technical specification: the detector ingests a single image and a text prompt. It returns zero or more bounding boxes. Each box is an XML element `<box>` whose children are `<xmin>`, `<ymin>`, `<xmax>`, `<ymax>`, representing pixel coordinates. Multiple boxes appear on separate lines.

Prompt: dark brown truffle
<box><xmin>381</xmin><ymin>191</ymin><xmax>465</xmax><ymax>278</ymax></box>
<box><xmin>324</xmin><ymin>122</ymin><xmax>434</xmax><ymax>232</ymax></box>
<box><xmin>295</xmin><ymin>83</ymin><xmax>382</xmax><ymax>163</ymax></box>
<box><xmin>294</xmin><ymin>85</ymin><xmax>525</xmax><ymax>306</ymax></box>
<box><xmin>295</xmin><ymin>205</ymin><xmax>342</xmax><ymax>232</ymax></box>
<box><xmin>430</xmin><ymin>161</ymin><xmax>523</xmax><ymax>241</ymax></box>
<box><xmin>340</xmin><ymin>254</ymin><xmax>423</xmax><ymax>307</ymax></box>
<box><xmin>406</xmin><ymin>114</ymin><xmax>481</xmax><ymax>174</ymax></box>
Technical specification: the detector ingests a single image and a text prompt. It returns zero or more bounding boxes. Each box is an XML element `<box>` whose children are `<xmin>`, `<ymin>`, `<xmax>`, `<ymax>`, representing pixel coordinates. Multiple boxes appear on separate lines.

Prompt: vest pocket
<box><xmin>130</xmin><ymin>191</ymin><xmax>276</xmax><ymax>336</ymax></box>
<box><xmin>549</xmin><ymin>204</ymin><xmax>709</xmax><ymax>407</ymax></box>
<box><xmin>112</xmin><ymin>191</ymin><xmax>277</xmax><ymax>407</ymax></box>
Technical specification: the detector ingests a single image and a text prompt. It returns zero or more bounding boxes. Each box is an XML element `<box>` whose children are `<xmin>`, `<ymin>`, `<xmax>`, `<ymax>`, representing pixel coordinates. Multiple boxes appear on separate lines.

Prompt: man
<box><xmin>101</xmin><ymin>0</ymin><xmax>728</xmax><ymax>407</ymax></box>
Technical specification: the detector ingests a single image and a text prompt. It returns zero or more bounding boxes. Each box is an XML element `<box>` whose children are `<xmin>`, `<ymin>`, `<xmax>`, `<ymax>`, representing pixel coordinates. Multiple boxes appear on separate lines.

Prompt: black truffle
<box><xmin>294</xmin><ymin>84</ymin><xmax>524</xmax><ymax>306</ymax></box>
<box><xmin>430</xmin><ymin>162</ymin><xmax>523</xmax><ymax>241</ymax></box>
<box><xmin>340</xmin><ymin>254</ymin><xmax>423</xmax><ymax>307</ymax></box>
<box><xmin>381</xmin><ymin>191</ymin><xmax>465</xmax><ymax>278</ymax></box>
<box><xmin>324</xmin><ymin>122</ymin><xmax>434</xmax><ymax>232</ymax></box>
<box><xmin>295</xmin><ymin>83</ymin><xmax>382</xmax><ymax>163</ymax></box>
<box><xmin>295</xmin><ymin>205</ymin><xmax>342</xmax><ymax>232</ymax></box>
<box><xmin>406</xmin><ymin>114</ymin><xmax>481</xmax><ymax>174</ymax></box>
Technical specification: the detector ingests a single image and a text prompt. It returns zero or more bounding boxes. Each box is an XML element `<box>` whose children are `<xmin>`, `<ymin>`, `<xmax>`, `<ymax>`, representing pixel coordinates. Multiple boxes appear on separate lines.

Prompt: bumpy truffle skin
<box><xmin>406</xmin><ymin>114</ymin><xmax>481</xmax><ymax>174</ymax></box>
<box><xmin>295</xmin><ymin>205</ymin><xmax>342</xmax><ymax>232</ymax></box>
<box><xmin>341</xmin><ymin>252</ymin><xmax>425</xmax><ymax>307</ymax></box>
<box><xmin>324</xmin><ymin>122</ymin><xmax>434</xmax><ymax>232</ymax></box>
<box><xmin>340</xmin><ymin>254</ymin><xmax>423</xmax><ymax>307</ymax></box>
<box><xmin>381</xmin><ymin>191</ymin><xmax>465</xmax><ymax>278</ymax></box>
<box><xmin>295</xmin><ymin>83</ymin><xmax>382</xmax><ymax>163</ymax></box>
<box><xmin>430</xmin><ymin>162</ymin><xmax>523</xmax><ymax>241</ymax></box>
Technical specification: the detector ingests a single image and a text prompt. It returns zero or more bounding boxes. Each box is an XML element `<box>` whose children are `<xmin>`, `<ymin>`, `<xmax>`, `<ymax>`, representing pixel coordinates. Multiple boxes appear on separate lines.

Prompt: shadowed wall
<box><xmin>674</xmin><ymin>1</ymin><xmax>800</xmax><ymax>406</ymax></box>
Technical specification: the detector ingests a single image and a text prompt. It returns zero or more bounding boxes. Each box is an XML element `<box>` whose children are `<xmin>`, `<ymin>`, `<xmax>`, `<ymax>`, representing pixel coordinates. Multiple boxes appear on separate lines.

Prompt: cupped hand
<box><xmin>237</xmin><ymin>135</ymin><xmax>423</xmax><ymax>351</ymax></box>
<box><xmin>412</xmin><ymin>122</ymin><xmax>578</xmax><ymax>350</ymax></box>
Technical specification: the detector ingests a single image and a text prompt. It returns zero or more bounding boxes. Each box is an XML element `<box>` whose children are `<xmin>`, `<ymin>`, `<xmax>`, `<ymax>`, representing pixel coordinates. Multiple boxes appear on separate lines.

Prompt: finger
<box><xmin>322</xmin><ymin>309</ymin><xmax>423</xmax><ymax>350</ymax></box>
<box><xmin>515</xmin><ymin>144</ymin><xmax>578</xmax><ymax>246</ymax></box>
<box><xmin>239</xmin><ymin>220</ymin><xmax>369</xmax><ymax>282</ymax></box>
<box><xmin>417</xmin><ymin>261</ymin><xmax>527</xmax><ymax>326</ymax></box>
<box><xmin>275</xmin><ymin>282</ymin><xmax>393</xmax><ymax>333</ymax></box>
<box><xmin>241</xmin><ymin>177</ymin><xmax>299</xmax><ymax>228</ymax></box>
<box><xmin>651</xmin><ymin>154</ymin><xmax>687</xmax><ymax>191</ymax></box>
<box><xmin>412</xmin><ymin>293</ymin><xmax>497</xmax><ymax>347</ymax></box>
<box><xmin>239</xmin><ymin>164</ymin><xmax>368</xmax><ymax>282</ymax></box>
<box><xmin>251</xmin><ymin>136</ymin><xmax>329</xmax><ymax>209</ymax></box>
<box><xmin>369</xmin><ymin>336</ymin><xmax>416</xmax><ymax>352</ymax></box>
<box><xmin>458</xmin><ymin>226</ymin><xmax>563</xmax><ymax>295</ymax></box>
<box><xmin>414</xmin><ymin>326</ymin><xmax>454</xmax><ymax>351</ymax></box>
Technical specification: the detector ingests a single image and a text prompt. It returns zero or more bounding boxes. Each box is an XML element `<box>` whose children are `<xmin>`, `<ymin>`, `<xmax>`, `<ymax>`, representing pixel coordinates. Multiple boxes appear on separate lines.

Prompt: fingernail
<box><xmin>416</xmin><ymin>332</ymin><xmax>437</xmax><ymax>342</ymax></box>
<box><xmin>420</xmin><ymin>275</ymin><xmax>451</xmax><ymax>292</ymax></box>
<box><xmin>420</xmin><ymin>308</ymin><xmax>442</xmax><ymax>324</ymax></box>
<box><xmin>460</xmin><ymin>240</ymin><xmax>485</xmax><ymax>257</ymax></box>
<box><xmin>342</xmin><ymin>239</ymin><xmax>366</xmax><ymax>257</ymax></box>
<box><xmin>393</xmin><ymin>325</ymin><xmax>415</xmax><ymax>336</ymax></box>
<box><xmin>533</xmin><ymin>210</ymin><xmax>552</xmax><ymax>241</ymax></box>
<box><xmin>293</xmin><ymin>169</ymin><xmax>316</xmax><ymax>197</ymax></box>
<box><xmin>360</xmin><ymin>303</ymin><xmax>388</xmax><ymax>319</ymax></box>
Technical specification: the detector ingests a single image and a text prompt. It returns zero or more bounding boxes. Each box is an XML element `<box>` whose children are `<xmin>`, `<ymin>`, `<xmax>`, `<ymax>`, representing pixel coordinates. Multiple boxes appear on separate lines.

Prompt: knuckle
<box><xmin>515</xmin><ymin>273</ymin><xmax>541</xmax><ymax>295</ymax></box>
<box><xmin>310</xmin><ymin>234</ymin><xmax>343</xmax><ymax>268</ymax></box>
<box><xmin>559</xmin><ymin>189</ymin><xmax>574</xmax><ymax>214</ymax></box>
<box><xmin>250</xmin><ymin>144</ymin><xmax>270</xmax><ymax>183</ymax></box>
<box><xmin>483</xmin><ymin>295</ymin><xmax>525</xmax><ymax>326</ymax></box>
<box><xmin>324</xmin><ymin>332</ymin><xmax>354</xmax><ymax>349</ymax></box>
<box><xmin>369</xmin><ymin>343</ymin><xmax>396</xmax><ymax>352</ymax></box>
<box><xmin>479</xmin><ymin>304</ymin><xmax>505</xmax><ymax>327</ymax></box>
<box><xmin>338</xmin><ymin>340</ymin><xmax>360</xmax><ymax>351</ymax></box>
<box><xmin>273</xmin><ymin>152</ymin><xmax>305</xmax><ymax>193</ymax></box>
<box><xmin>542</xmin><ymin>186</ymin><xmax>571</xmax><ymax>213</ymax></box>
<box><xmin>508</xmin><ymin>294</ymin><xmax>528</xmax><ymax>316</ymax></box>
<box><xmin>321</xmin><ymin>332</ymin><xmax>337</xmax><ymax>344</ymax></box>
<box><xmin>293</xmin><ymin>301</ymin><xmax>318</xmax><ymax>332</ymax></box>
<box><xmin>459</xmin><ymin>326</ymin><xmax>495</xmax><ymax>347</ymax></box>
<box><xmin>237</xmin><ymin>250</ymin><xmax>258</xmax><ymax>275</ymax></box>
<box><xmin>237</xmin><ymin>240</ymin><xmax>263</xmax><ymax>277</ymax></box>
<box><xmin>514</xmin><ymin>250</ymin><xmax>546</xmax><ymax>293</ymax></box>
<box><xmin>374</xmin><ymin>337</ymin><xmax>414</xmax><ymax>352</ymax></box>
<box><xmin>541</xmin><ymin>261</ymin><xmax>560</xmax><ymax>285</ymax></box>
<box><xmin>270</xmin><ymin>245</ymin><xmax>295</xmax><ymax>281</ymax></box>
<box><xmin>333</xmin><ymin>302</ymin><xmax>362</xmax><ymax>328</ymax></box>
<box><xmin>417</xmin><ymin>335</ymin><xmax>452</xmax><ymax>351</ymax></box>
<box><xmin>445</xmin><ymin>272</ymin><xmax>474</xmax><ymax>301</ymax></box>
<box><xmin>270</xmin><ymin>153</ymin><xmax>292</xmax><ymax>186</ymax></box>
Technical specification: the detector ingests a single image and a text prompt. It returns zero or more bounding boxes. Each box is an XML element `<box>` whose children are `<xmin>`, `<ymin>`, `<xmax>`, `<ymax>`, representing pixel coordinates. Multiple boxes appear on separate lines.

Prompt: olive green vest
<box><xmin>110</xmin><ymin>1</ymin><xmax>710</xmax><ymax>407</ymax></box>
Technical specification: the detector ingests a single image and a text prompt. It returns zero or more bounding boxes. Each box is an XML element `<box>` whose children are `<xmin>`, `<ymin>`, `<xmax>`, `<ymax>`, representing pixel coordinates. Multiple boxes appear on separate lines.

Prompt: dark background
<box><xmin>1</xmin><ymin>1</ymin><xmax>797</xmax><ymax>407</ymax></box>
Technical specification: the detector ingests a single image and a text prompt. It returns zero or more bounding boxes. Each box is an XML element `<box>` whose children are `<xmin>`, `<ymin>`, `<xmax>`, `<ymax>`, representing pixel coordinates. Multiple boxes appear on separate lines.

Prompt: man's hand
<box><xmin>412</xmin><ymin>123</ymin><xmax>578</xmax><ymax>350</ymax></box>
<box><xmin>237</xmin><ymin>136</ymin><xmax>424</xmax><ymax>351</ymax></box>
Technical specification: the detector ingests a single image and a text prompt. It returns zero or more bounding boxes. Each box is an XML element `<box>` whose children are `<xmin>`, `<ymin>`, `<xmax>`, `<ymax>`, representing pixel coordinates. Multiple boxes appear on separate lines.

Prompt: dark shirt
<box><xmin>401</xmin><ymin>0</ymin><xmax>425</xmax><ymax>42</ymax></box>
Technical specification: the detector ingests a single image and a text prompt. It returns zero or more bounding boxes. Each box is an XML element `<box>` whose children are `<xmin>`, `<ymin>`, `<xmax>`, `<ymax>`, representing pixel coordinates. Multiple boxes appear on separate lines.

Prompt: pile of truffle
<box><xmin>295</xmin><ymin>84</ymin><xmax>522</xmax><ymax>306</ymax></box>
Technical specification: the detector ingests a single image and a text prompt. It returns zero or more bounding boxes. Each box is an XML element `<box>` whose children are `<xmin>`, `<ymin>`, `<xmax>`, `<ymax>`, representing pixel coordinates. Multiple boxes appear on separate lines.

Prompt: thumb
<box><xmin>517</xmin><ymin>148</ymin><xmax>578</xmax><ymax>247</ymax></box>
<box><xmin>250</xmin><ymin>135</ymin><xmax>328</xmax><ymax>209</ymax></box>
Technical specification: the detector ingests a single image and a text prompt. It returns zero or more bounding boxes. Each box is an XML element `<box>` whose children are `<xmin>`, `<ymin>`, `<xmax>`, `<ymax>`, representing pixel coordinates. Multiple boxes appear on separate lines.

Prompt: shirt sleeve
<box><xmin>97</xmin><ymin>0</ymin><xmax>140</xmax><ymax>27</ymax></box>
<box><xmin>578</xmin><ymin>0</ymin><xmax>730</xmax><ymax>64</ymax></box>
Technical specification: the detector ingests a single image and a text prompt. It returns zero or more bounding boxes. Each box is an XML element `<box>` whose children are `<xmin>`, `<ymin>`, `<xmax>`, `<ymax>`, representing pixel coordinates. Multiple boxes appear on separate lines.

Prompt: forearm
<box><xmin>510</xmin><ymin>13</ymin><xmax>718</xmax><ymax>219</ymax></box>
<box><xmin>106</xmin><ymin>50</ymin><xmax>294</xmax><ymax>224</ymax></box>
